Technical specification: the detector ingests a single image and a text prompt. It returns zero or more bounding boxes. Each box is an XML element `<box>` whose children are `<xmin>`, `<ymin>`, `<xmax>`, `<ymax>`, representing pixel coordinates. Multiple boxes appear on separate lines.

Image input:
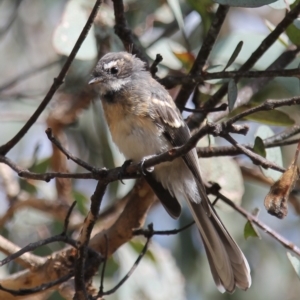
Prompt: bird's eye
<box><xmin>110</xmin><ymin>66</ymin><xmax>119</xmax><ymax>74</ymax></box>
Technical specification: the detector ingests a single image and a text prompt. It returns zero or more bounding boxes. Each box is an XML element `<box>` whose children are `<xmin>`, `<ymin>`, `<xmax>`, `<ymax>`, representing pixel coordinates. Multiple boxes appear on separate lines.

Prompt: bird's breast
<box><xmin>101</xmin><ymin>101</ymin><xmax>169</xmax><ymax>161</ymax></box>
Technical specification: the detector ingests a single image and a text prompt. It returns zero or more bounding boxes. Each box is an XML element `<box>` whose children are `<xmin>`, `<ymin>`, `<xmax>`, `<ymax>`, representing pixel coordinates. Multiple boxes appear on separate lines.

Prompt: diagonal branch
<box><xmin>175</xmin><ymin>4</ymin><xmax>229</xmax><ymax>109</ymax></box>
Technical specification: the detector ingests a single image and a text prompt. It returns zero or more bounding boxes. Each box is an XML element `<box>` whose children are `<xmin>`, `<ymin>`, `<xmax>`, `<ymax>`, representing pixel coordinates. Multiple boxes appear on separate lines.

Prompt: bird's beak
<box><xmin>88</xmin><ymin>77</ymin><xmax>102</xmax><ymax>85</ymax></box>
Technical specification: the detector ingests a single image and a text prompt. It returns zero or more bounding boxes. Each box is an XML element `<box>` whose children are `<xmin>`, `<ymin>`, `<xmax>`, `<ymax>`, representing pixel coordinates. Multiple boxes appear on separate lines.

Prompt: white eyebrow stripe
<box><xmin>103</xmin><ymin>61</ymin><xmax>118</xmax><ymax>70</ymax></box>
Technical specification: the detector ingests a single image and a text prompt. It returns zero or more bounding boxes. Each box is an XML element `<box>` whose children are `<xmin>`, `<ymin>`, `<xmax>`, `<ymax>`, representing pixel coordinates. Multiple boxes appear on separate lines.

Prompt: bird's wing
<box><xmin>150</xmin><ymin>85</ymin><xmax>210</xmax><ymax>213</ymax></box>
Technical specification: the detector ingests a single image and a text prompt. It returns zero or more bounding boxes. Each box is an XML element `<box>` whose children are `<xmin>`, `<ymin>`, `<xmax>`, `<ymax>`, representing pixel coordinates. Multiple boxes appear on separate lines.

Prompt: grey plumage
<box><xmin>89</xmin><ymin>52</ymin><xmax>251</xmax><ymax>293</ymax></box>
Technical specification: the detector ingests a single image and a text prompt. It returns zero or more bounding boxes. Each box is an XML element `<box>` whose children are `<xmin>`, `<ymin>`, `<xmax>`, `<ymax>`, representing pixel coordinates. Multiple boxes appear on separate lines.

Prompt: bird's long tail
<box><xmin>187</xmin><ymin>200</ymin><xmax>251</xmax><ymax>293</ymax></box>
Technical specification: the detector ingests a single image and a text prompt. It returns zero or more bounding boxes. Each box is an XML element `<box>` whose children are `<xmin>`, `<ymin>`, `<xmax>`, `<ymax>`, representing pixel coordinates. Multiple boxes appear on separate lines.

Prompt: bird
<box><xmin>89</xmin><ymin>51</ymin><xmax>251</xmax><ymax>293</ymax></box>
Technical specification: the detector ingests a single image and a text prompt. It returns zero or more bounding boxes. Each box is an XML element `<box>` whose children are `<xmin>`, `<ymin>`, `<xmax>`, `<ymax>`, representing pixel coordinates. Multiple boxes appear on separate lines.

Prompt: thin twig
<box><xmin>222</xmin><ymin>134</ymin><xmax>285</xmax><ymax>172</ymax></box>
<box><xmin>197</xmin><ymin>138</ymin><xmax>300</xmax><ymax>158</ymax></box>
<box><xmin>45</xmin><ymin>128</ymin><xmax>102</xmax><ymax>174</ymax></box>
<box><xmin>133</xmin><ymin>221</ymin><xmax>195</xmax><ymax>237</ymax></box>
<box><xmin>62</xmin><ymin>201</ymin><xmax>77</xmax><ymax>235</ymax></box>
<box><xmin>99</xmin><ymin>234</ymin><xmax>108</xmax><ymax>295</ymax></box>
<box><xmin>226</xmin><ymin>97</ymin><xmax>300</xmax><ymax>126</ymax></box>
<box><xmin>100</xmin><ymin>237</ymin><xmax>151</xmax><ymax>296</ymax></box>
<box><xmin>175</xmin><ymin>4</ymin><xmax>229</xmax><ymax>109</ymax></box>
<box><xmin>180</xmin><ymin>103</ymin><xmax>228</xmax><ymax>113</ymax></box>
<box><xmin>203</xmin><ymin>67</ymin><xmax>300</xmax><ymax>80</ymax></box>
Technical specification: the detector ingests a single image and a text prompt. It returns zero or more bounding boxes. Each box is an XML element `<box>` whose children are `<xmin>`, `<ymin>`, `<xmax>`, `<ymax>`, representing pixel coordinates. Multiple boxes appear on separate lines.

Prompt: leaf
<box><xmin>269</xmin><ymin>0</ymin><xmax>296</xmax><ymax>9</ymax></box>
<box><xmin>129</xmin><ymin>240</ymin><xmax>156</xmax><ymax>263</ymax></box>
<box><xmin>287</xmin><ymin>252</ymin><xmax>300</xmax><ymax>279</ymax></box>
<box><xmin>223</xmin><ymin>41</ymin><xmax>243</xmax><ymax>71</ymax></box>
<box><xmin>29</xmin><ymin>157</ymin><xmax>50</xmax><ymax>173</ymax></box>
<box><xmin>105</xmin><ymin>256</ymin><xmax>120</xmax><ymax>277</ymax></box>
<box><xmin>20</xmin><ymin>180</ymin><xmax>37</xmax><ymax>195</ymax></box>
<box><xmin>244</xmin><ymin>221</ymin><xmax>261</xmax><ymax>239</ymax></box>
<box><xmin>73</xmin><ymin>190</ymin><xmax>88</xmax><ymax>215</ymax></box>
<box><xmin>255</xmin><ymin>125</ymin><xmax>283</xmax><ymax>182</ymax></box>
<box><xmin>231</xmin><ymin>106</ymin><xmax>295</xmax><ymax>126</ymax></box>
<box><xmin>286</xmin><ymin>22</ymin><xmax>300</xmax><ymax>46</ymax></box>
<box><xmin>244</xmin><ymin>208</ymin><xmax>261</xmax><ymax>239</ymax></box>
<box><xmin>253</xmin><ymin>136</ymin><xmax>266</xmax><ymax>158</ymax></box>
<box><xmin>286</xmin><ymin>0</ymin><xmax>300</xmax><ymax>47</ymax></box>
<box><xmin>213</xmin><ymin>0</ymin><xmax>278</xmax><ymax>7</ymax></box>
<box><xmin>167</xmin><ymin>0</ymin><xmax>184</xmax><ymax>31</ymax></box>
<box><xmin>228</xmin><ymin>79</ymin><xmax>237</xmax><ymax>112</ymax></box>
<box><xmin>52</xmin><ymin>0</ymin><xmax>97</xmax><ymax>60</ymax></box>
<box><xmin>173</xmin><ymin>51</ymin><xmax>195</xmax><ymax>70</ymax></box>
<box><xmin>264</xmin><ymin>141</ymin><xmax>300</xmax><ymax>219</ymax></box>
<box><xmin>245</xmin><ymin>110</ymin><xmax>294</xmax><ymax>126</ymax></box>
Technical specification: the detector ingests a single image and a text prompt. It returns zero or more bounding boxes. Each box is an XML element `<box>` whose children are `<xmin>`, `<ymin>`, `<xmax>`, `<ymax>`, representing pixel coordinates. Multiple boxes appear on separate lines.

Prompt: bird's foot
<box><xmin>139</xmin><ymin>156</ymin><xmax>155</xmax><ymax>176</ymax></box>
<box><xmin>118</xmin><ymin>159</ymin><xmax>133</xmax><ymax>184</ymax></box>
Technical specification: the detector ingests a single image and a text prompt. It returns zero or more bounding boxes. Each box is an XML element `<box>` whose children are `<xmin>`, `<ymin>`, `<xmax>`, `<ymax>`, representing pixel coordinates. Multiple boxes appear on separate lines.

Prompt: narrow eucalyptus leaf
<box><xmin>228</xmin><ymin>79</ymin><xmax>238</xmax><ymax>112</ymax></box>
<box><xmin>214</xmin><ymin>0</ymin><xmax>277</xmax><ymax>7</ymax></box>
<box><xmin>224</xmin><ymin>41</ymin><xmax>243</xmax><ymax>71</ymax></box>
<box><xmin>287</xmin><ymin>252</ymin><xmax>300</xmax><ymax>279</ymax></box>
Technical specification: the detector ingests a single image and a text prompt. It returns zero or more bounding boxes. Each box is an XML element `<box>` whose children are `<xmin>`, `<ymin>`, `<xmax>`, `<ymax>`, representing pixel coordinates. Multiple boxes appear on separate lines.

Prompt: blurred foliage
<box><xmin>0</xmin><ymin>0</ymin><xmax>300</xmax><ymax>300</ymax></box>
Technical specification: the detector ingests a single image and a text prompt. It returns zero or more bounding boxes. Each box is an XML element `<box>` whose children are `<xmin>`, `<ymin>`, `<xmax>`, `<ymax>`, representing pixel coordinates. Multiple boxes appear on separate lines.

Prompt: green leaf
<box><xmin>231</xmin><ymin>106</ymin><xmax>295</xmax><ymax>126</ymax></box>
<box><xmin>255</xmin><ymin>125</ymin><xmax>283</xmax><ymax>181</ymax></box>
<box><xmin>223</xmin><ymin>41</ymin><xmax>243</xmax><ymax>71</ymax></box>
<box><xmin>253</xmin><ymin>136</ymin><xmax>266</xmax><ymax>158</ymax></box>
<box><xmin>244</xmin><ymin>110</ymin><xmax>294</xmax><ymax>126</ymax></box>
<box><xmin>105</xmin><ymin>256</ymin><xmax>120</xmax><ymax>277</ymax></box>
<box><xmin>244</xmin><ymin>220</ymin><xmax>261</xmax><ymax>239</ymax></box>
<box><xmin>129</xmin><ymin>240</ymin><xmax>156</xmax><ymax>263</ymax></box>
<box><xmin>286</xmin><ymin>22</ymin><xmax>300</xmax><ymax>46</ymax></box>
<box><xmin>228</xmin><ymin>79</ymin><xmax>237</xmax><ymax>112</ymax></box>
<box><xmin>29</xmin><ymin>157</ymin><xmax>50</xmax><ymax>173</ymax></box>
<box><xmin>287</xmin><ymin>252</ymin><xmax>300</xmax><ymax>279</ymax></box>
<box><xmin>19</xmin><ymin>180</ymin><xmax>37</xmax><ymax>195</ymax></box>
<box><xmin>73</xmin><ymin>191</ymin><xmax>88</xmax><ymax>215</ymax></box>
<box><xmin>213</xmin><ymin>0</ymin><xmax>277</xmax><ymax>7</ymax></box>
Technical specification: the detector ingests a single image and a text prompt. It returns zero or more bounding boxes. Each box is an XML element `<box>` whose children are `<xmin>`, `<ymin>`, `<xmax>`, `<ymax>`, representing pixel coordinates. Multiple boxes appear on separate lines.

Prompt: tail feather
<box><xmin>187</xmin><ymin>200</ymin><xmax>251</xmax><ymax>293</ymax></box>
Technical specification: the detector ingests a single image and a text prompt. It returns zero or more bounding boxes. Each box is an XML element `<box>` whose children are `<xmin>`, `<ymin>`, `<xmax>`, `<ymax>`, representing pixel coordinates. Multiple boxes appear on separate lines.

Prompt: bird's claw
<box><xmin>139</xmin><ymin>157</ymin><xmax>154</xmax><ymax>176</ymax></box>
<box><xmin>118</xmin><ymin>159</ymin><xmax>133</xmax><ymax>184</ymax></box>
